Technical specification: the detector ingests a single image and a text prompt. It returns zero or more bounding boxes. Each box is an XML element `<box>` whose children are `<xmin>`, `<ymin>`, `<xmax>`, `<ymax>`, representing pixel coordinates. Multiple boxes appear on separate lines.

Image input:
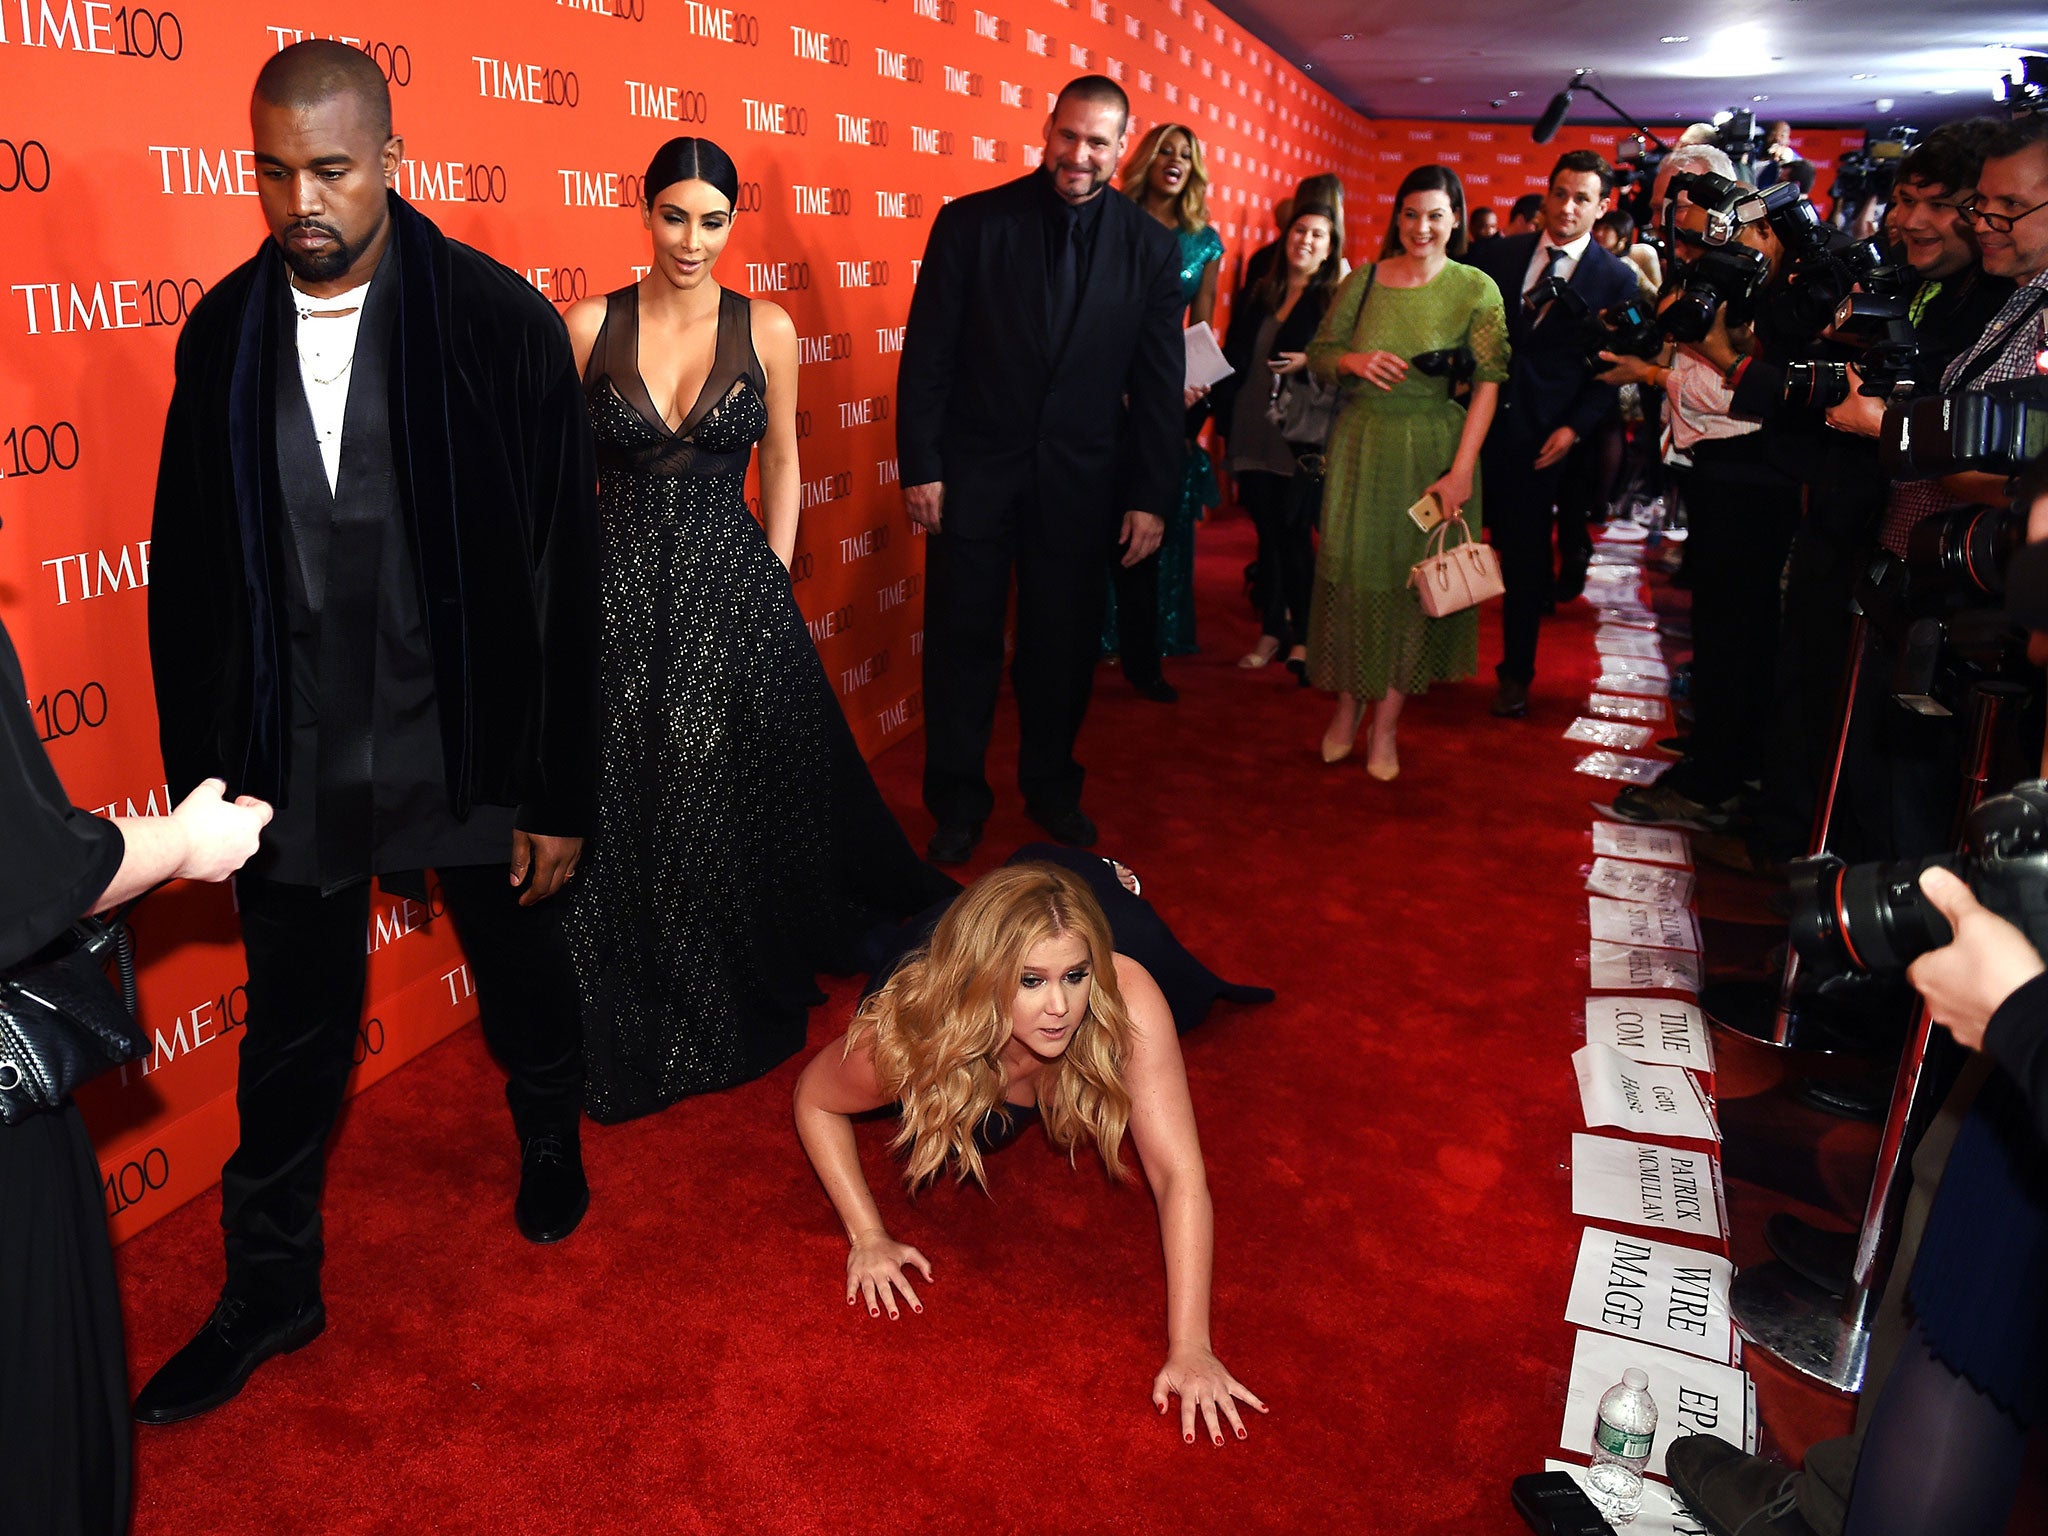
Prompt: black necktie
<box><xmin>1047</xmin><ymin>204</ymin><xmax>1081</xmax><ymax>351</ymax></box>
<box><xmin>1525</xmin><ymin>243</ymin><xmax>1566</xmax><ymax>299</ymax></box>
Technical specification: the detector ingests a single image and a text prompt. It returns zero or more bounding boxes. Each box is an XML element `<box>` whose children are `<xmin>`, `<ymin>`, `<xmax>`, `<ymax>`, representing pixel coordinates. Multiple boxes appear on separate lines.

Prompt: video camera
<box><xmin>1830</xmin><ymin>126</ymin><xmax>1920</xmax><ymax>214</ymax></box>
<box><xmin>1788</xmin><ymin>779</ymin><xmax>2048</xmax><ymax>977</ymax></box>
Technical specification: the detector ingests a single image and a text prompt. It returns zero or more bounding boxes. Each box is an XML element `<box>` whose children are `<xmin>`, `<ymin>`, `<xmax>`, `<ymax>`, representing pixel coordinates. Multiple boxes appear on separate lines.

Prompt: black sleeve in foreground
<box><xmin>1983</xmin><ymin>969</ymin><xmax>2048</xmax><ymax>1143</ymax></box>
<box><xmin>0</xmin><ymin>618</ymin><xmax>126</xmax><ymax>971</ymax></box>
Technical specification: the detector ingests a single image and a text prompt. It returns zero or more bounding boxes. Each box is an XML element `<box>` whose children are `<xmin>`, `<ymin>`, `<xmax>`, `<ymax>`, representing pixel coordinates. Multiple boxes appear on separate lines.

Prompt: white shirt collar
<box><xmin>1539</xmin><ymin>230</ymin><xmax>1594</xmax><ymax>263</ymax></box>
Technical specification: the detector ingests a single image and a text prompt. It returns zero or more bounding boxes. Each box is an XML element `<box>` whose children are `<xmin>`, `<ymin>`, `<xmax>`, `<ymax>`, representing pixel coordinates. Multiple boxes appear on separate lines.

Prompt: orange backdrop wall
<box><xmin>1</xmin><ymin>0</ymin><xmax>1376</xmax><ymax>1242</ymax></box>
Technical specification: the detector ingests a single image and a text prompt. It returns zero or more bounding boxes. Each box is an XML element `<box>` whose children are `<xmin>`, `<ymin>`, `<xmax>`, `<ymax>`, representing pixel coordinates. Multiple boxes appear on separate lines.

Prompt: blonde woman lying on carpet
<box><xmin>793</xmin><ymin>856</ymin><xmax>1266</xmax><ymax>1447</ymax></box>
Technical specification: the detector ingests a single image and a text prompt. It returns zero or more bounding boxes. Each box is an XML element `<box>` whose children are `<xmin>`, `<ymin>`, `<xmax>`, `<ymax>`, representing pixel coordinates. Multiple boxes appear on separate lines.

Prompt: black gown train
<box><xmin>569</xmin><ymin>284</ymin><xmax>956</xmax><ymax>1124</ymax></box>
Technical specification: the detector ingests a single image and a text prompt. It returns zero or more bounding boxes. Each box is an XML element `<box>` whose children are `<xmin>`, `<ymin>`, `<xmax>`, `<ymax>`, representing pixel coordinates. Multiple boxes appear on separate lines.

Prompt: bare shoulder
<box><xmin>563</xmin><ymin>295</ymin><xmax>608</xmax><ymax>343</ymax></box>
<box><xmin>1114</xmin><ymin>953</ymin><xmax>1175</xmax><ymax>1040</ymax></box>
<box><xmin>748</xmin><ymin>295</ymin><xmax>798</xmax><ymax>347</ymax></box>
<box><xmin>562</xmin><ymin>295</ymin><xmax>608</xmax><ymax>369</ymax></box>
<box><xmin>798</xmin><ymin>1025</ymin><xmax>892</xmax><ymax>1113</ymax></box>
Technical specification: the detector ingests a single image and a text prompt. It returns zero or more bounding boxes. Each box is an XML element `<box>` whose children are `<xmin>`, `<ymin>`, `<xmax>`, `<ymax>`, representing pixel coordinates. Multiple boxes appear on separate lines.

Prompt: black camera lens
<box><xmin>1906</xmin><ymin>503</ymin><xmax>2026</xmax><ymax>598</ymax></box>
<box><xmin>1662</xmin><ymin>285</ymin><xmax>1721</xmax><ymax>342</ymax></box>
<box><xmin>1787</xmin><ymin>852</ymin><xmax>1961</xmax><ymax>975</ymax></box>
<box><xmin>1783</xmin><ymin>360</ymin><xmax>1853</xmax><ymax>412</ymax></box>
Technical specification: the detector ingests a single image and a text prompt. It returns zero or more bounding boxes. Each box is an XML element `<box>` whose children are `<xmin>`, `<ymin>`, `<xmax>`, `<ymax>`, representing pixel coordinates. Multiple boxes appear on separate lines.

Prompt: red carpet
<box><xmin>119</xmin><ymin>512</ymin><xmax>1664</xmax><ymax>1534</ymax></box>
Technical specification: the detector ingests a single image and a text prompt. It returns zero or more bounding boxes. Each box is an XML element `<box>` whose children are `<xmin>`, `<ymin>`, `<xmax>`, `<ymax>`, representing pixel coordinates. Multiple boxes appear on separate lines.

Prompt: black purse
<box><xmin>0</xmin><ymin>912</ymin><xmax>145</xmax><ymax>1125</ymax></box>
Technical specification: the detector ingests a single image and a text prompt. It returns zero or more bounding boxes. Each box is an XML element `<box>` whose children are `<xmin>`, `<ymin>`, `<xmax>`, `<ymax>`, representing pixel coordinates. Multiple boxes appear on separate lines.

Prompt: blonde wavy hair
<box><xmin>1121</xmin><ymin>122</ymin><xmax>1210</xmax><ymax>233</ymax></box>
<box><xmin>851</xmin><ymin>863</ymin><xmax>1136</xmax><ymax>1191</ymax></box>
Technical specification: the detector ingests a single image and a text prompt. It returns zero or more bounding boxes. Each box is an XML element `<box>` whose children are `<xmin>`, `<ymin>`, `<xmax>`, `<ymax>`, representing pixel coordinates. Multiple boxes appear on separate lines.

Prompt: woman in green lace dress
<box><xmin>1101</xmin><ymin>122</ymin><xmax>1225</xmax><ymax>696</ymax></box>
<box><xmin>1305</xmin><ymin>164</ymin><xmax>1508</xmax><ymax>779</ymax></box>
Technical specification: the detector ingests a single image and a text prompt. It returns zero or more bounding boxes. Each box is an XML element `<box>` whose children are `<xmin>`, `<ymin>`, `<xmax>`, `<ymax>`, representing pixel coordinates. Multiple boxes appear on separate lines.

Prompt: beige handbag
<box><xmin>1408</xmin><ymin>511</ymin><xmax>1504</xmax><ymax>618</ymax></box>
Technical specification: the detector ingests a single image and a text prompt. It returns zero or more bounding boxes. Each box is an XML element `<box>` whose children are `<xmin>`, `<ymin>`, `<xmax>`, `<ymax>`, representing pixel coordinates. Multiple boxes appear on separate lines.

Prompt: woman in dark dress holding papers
<box><xmin>1213</xmin><ymin>202</ymin><xmax>1344</xmax><ymax>676</ymax></box>
<box><xmin>1102</xmin><ymin>123</ymin><xmax>1227</xmax><ymax>688</ymax></box>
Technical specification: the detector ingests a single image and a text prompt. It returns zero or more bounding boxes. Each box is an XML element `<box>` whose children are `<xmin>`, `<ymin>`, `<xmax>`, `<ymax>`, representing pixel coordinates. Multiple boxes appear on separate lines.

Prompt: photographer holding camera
<box><xmin>1595</xmin><ymin>151</ymin><xmax>1813</xmax><ymax>835</ymax></box>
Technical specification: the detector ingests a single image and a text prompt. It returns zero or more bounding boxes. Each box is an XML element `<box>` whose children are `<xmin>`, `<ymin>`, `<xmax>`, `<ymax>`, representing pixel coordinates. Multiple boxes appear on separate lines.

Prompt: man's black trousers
<box><xmin>921</xmin><ymin>507</ymin><xmax>1110</xmax><ymax>829</ymax></box>
<box><xmin>1482</xmin><ymin>420</ymin><xmax>1569</xmax><ymax>686</ymax></box>
<box><xmin>222</xmin><ymin>864</ymin><xmax>583</xmax><ymax>1304</ymax></box>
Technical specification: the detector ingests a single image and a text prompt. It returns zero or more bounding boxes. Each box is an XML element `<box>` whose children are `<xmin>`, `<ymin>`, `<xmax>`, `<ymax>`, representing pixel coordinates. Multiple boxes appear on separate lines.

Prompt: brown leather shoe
<box><xmin>1665</xmin><ymin>1435</ymin><xmax>1817</xmax><ymax>1536</ymax></box>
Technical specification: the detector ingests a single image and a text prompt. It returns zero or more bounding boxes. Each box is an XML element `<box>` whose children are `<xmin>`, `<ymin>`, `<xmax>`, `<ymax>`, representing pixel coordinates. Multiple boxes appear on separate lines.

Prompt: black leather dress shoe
<box><xmin>926</xmin><ymin>822</ymin><xmax>982</xmax><ymax>866</ymax></box>
<box><xmin>1130</xmin><ymin>675</ymin><xmax>1179</xmax><ymax>703</ymax></box>
<box><xmin>1028</xmin><ymin>805</ymin><xmax>1098</xmax><ymax>847</ymax></box>
<box><xmin>516</xmin><ymin>1124</ymin><xmax>589</xmax><ymax>1244</ymax></box>
<box><xmin>134</xmin><ymin>1292</ymin><xmax>326</xmax><ymax>1425</ymax></box>
<box><xmin>1490</xmin><ymin>678</ymin><xmax>1530</xmax><ymax>718</ymax></box>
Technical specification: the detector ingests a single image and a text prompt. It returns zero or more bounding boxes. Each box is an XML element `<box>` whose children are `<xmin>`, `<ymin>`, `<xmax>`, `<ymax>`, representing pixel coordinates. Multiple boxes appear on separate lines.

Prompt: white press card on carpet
<box><xmin>1561</xmin><ymin>1331</ymin><xmax>1756</xmax><ymax>1479</ymax></box>
<box><xmin>1572</xmin><ymin>1044</ymin><xmax>1719</xmax><ymax>1141</ymax></box>
<box><xmin>1584</xmin><ymin>998</ymin><xmax>1715</xmax><ymax>1073</ymax></box>
<box><xmin>1563</xmin><ymin>1227</ymin><xmax>1738</xmax><ymax>1364</ymax></box>
<box><xmin>1569</xmin><ymin>1134</ymin><xmax>1728</xmax><ymax>1240</ymax></box>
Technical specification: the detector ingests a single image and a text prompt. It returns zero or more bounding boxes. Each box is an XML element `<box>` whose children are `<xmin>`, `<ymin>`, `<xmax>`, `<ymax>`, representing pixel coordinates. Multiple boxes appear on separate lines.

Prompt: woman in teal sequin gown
<box><xmin>1102</xmin><ymin>123</ymin><xmax>1225</xmax><ymax>692</ymax></box>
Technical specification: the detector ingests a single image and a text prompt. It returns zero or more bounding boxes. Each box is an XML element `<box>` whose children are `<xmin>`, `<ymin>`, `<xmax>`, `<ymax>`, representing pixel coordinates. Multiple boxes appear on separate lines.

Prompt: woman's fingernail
<box><xmin>1184</xmin><ymin>1433</ymin><xmax>1194</xmax><ymax>1444</ymax></box>
<box><xmin>1236</xmin><ymin>1428</ymin><xmax>1246</xmax><ymax>1439</ymax></box>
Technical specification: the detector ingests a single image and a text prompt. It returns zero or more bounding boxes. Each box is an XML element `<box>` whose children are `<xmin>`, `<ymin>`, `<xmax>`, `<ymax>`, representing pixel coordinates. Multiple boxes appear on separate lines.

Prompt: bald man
<box><xmin>138</xmin><ymin>41</ymin><xmax>600</xmax><ymax>1423</ymax></box>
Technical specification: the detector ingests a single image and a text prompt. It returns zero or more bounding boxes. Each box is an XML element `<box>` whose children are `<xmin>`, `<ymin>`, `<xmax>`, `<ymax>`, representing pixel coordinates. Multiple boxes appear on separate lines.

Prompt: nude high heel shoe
<box><xmin>1321</xmin><ymin>700</ymin><xmax>1364</xmax><ymax>764</ymax></box>
<box><xmin>1365</xmin><ymin>731</ymin><xmax>1400</xmax><ymax>781</ymax></box>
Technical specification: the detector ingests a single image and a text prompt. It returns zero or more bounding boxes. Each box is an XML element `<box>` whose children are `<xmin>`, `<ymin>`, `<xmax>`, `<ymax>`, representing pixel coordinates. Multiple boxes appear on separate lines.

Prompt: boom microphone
<box><xmin>1532</xmin><ymin>70</ymin><xmax>1588</xmax><ymax>144</ymax></box>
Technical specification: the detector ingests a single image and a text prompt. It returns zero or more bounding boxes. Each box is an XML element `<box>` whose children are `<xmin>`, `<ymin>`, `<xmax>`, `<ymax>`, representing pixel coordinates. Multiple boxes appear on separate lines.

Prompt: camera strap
<box><xmin>1948</xmin><ymin>285</ymin><xmax>2048</xmax><ymax>394</ymax></box>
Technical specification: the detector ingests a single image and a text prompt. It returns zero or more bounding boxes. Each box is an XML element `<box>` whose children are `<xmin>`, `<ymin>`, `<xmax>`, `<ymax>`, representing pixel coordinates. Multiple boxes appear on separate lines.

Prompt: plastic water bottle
<box><xmin>1587</xmin><ymin>1367</ymin><xmax>1658</xmax><ymax>1525</ymax></box>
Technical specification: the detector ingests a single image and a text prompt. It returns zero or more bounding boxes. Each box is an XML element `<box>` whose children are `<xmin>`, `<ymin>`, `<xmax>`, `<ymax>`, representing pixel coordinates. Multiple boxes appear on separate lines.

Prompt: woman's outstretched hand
<box><xmin>1152</xmin><ymin>1347</ymin><xmax>1266</xmax><ymax>1445</ymax></box>
<box><xmin>846</xmin><ymin>1234</ymin><xmax>932</xmax><ymax>1320</ymax></box>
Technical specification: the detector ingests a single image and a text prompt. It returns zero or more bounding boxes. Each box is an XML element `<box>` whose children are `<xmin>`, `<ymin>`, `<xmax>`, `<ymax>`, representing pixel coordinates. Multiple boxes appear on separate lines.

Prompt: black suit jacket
<box><xmin>896</xmin><ymin>172</ymin><xmax>1184</xmax><ymax>543</ymax></box>
<box><xmin>1465</xmin><ymin>232</ymin><xmax>1641</xmax><ymax>446</ymax></box>
<box><xmin>148</xmin><ymin>194</ymin><xmax>601</xmax><ymax>836</ymax></box>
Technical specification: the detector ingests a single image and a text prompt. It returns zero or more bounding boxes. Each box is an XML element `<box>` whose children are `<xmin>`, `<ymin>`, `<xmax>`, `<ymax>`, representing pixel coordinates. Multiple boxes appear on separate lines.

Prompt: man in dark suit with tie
<box><xmin>896</xmin><ymin>75</ymin><xmax>1183</xmax><ymax>864</ymax></box>
<box><xmin>1465</xmin><ymin>150</ymin><xmax>1643</xmax><ymax>717</ymax></box>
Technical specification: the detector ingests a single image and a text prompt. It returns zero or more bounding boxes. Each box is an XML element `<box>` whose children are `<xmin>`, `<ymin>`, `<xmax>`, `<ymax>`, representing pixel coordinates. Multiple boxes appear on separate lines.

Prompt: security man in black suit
<box><xmin>896</xmin><ymin>75</ymin><xmax>1183</xmax><ymax>864</ymax></box>
<box><xmin>1464</xmin><ymin>150</ymin><xmax>1642</xmax><ymax>717</ymax></box>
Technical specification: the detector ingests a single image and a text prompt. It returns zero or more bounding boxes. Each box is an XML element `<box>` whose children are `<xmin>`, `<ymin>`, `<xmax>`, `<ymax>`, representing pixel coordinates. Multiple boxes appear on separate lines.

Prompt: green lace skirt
<box><xmin>1306</xmin><ymin>391</ymin><xmax>1483</xmax><ymax>699</ymax></box>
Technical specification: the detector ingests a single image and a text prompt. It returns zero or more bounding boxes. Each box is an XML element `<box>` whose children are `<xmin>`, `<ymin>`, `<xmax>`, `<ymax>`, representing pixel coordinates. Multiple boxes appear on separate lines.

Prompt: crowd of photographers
<box><xmin>1514</xmin><ymin>98</ymin><xmax>2048</xmax><ymax>1536</ymax></box>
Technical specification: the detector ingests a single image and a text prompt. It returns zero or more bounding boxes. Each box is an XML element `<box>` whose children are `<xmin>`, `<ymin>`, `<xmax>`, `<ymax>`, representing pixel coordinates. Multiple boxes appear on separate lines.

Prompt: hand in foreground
<box><xmin>1424</xmin><ymin>466</ymin><xmax>1475</xmax><ymax>518</ymax></box>
<box><xmin>1824</xmin><ymin>371</ymin><xmax>1886</xmax><ymax>438</ymax></box>
<box><xmin>1152</xmin><ymin>1347</ymin><xmax>1266</xmax><ymax>1445</ymax></box>
<box><xmin>1532</xmin><ymin>425</ymin><xmax>1579</xmax><ymax>472</ymax></box>
<box><xmin>1183</xmin><ymin>383</ymin><xmax>1211</xmax><ymax>409</ymax></box>
<box><xmin>511</xmin><ymin>831</ymin><xmax>582</xmax><ymax>907</ymax></box>
<box><xmin>1906</xmin><ymin>866</ymin><xmax>2047</xmax><ymax>1052</ymax></box>
<box><xmin>1340</xmin><ymin>350</ymin><xmax>1407</xmax><ymax>390</ymax></box>
<box><xmin>1595</xmin><ymin>351</ymin><xmax>1660</xmax><ymax>389</ymax></box>
<box><xmin>171</xmin><ymin>778</ymin><xmax>273</xmax><ymax>883</ymax></box>
<box><xmin>847</xmin><ymin>1233</ymin><xmax>932</xmax><ymax>1319</ymax></box>
<box><xmin>904</xmin><ymin>480</ymin><xmax>945</xmax><ymax>535</ymax></box>
<box><xmin>1120</xmin><ymin>510</ymin><xmax>1166</xmax><ymax>567</ymax></box>
<box><xmin>1268</xmin><ymin>350</ymin><xmax>1308</xmax><ymax>377</ymax></box>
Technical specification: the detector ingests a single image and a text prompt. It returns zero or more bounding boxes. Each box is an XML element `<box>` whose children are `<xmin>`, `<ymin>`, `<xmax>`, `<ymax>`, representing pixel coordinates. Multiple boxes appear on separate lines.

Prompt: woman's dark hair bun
<box><xmin>642</xmin><ymin>137</ymin><xmax>741</xmax><ymax>209</ymax></box>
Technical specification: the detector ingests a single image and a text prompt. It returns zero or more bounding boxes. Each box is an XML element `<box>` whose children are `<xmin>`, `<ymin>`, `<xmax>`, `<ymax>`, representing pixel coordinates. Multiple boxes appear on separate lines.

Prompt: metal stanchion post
<box><xmin>1729</xmin><ymin>680</ymin><xmax>2023</xmax><ymax>1390</ymax></box>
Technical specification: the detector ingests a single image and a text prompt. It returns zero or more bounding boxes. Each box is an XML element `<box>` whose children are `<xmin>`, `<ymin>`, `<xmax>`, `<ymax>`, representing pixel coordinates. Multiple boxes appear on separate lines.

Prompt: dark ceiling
<box><xmin>1207</xmin><ymin>0</ymin><xmax>2046</xmax><ymax>128</ymax></box>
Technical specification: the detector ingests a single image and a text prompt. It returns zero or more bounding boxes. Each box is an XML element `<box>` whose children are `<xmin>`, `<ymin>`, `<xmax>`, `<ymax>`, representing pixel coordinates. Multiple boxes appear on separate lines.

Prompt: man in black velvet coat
<box><xmin>135</xmin><ymin>42</ymin><xmax>599</xmax><ymax>1424</ymax></box>
<box><xmin>897</xmin><ymin>75</ymin><xmax>1183</xmax><ymax>864</ymax></box>
<box><xmin>1464</xmin><ymin>150</ymin><xmax>1641</xmax><ymax>717</ymax></box>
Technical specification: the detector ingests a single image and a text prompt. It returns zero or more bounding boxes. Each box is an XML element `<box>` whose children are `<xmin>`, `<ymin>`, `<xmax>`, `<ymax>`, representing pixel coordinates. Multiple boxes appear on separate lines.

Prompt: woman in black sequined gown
<box><xmin>564</xmin><ymin>138</ymin><xmax>956</xmax><ymax>1124</ymax></box>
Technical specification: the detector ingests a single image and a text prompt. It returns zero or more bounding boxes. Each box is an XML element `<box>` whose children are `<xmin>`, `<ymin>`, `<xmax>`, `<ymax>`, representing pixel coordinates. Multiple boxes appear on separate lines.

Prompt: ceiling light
<box><xmin>1851</xmin><ymin>73</ymin><xmax>1874</xmax><ymax>81</ymax></box>
<box><xmin>1751</xmin><ymin>95</ymin><xmax>1769</xmax><ymax>102</ymax></box>
<box><xmin>1417</xmin><ymin>76</ymin><xmax>1434</xmax><ymax>83</ymax></box>
<box><xmin>1660</xmin><ymin>35</ymin><xmax>1689</xmax><ymax>44</ymax></box>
